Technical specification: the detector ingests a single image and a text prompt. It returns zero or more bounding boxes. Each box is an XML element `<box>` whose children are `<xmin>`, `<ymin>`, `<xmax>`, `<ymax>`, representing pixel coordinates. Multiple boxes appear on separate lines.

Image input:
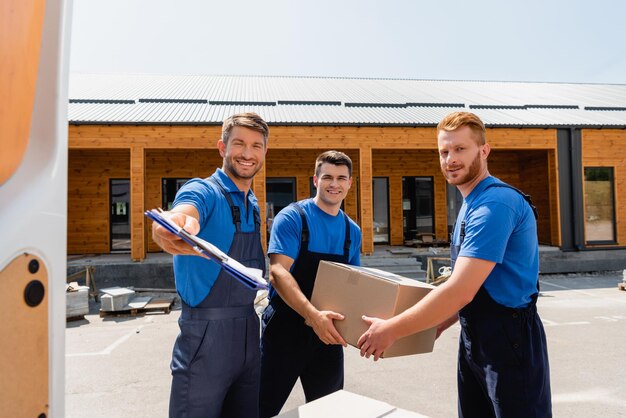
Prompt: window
<box><xmin>446</xmin><ymin>182</ymin><xmax>463</xmax><ymax>237</ymax></box>
<box><xmin>266</xmin><ymin>178</ymin><xmax>297</xmax><ymax>239</ymax></box>
<box><xmin>162</xmin><ymin>178</ymin><xmax>190</xmax><ymax>210</ymax></box>
<box><xmin>583</xmin><ymin>167</ymin><xmax>616</xmax><ymax>244</ymax></box>
<box><xmin>402</xmin><ymin>177</ymin><xmax>435</xmax><ymax>241</ymax></box>
<box><xmin>372</xmin><ymin>177</ymin><xmax>390</xmax><ymax>244</ymax></box>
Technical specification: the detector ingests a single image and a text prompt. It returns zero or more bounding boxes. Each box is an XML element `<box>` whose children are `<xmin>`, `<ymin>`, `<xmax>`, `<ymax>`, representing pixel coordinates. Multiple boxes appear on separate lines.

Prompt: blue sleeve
<box><xmin>172</xmin><ymin>178</ymin><xmax>216</xmax><ymax>226</ymax></box>
<box><xmin>268</xmin><ymin>206</ymin><xmax>302</xmax><ymax>261</ymax></box>
<box><xmin>459</xmin><ymin>201</ymin><xmax>516</xmax><ymax>263</ymax></box>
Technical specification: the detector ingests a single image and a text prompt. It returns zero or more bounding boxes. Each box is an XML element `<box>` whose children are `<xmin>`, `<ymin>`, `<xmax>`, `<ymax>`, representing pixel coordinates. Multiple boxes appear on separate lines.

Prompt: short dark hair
<box><xmin>437</xmin><ymin>111</ymin><xmax>486</xmax><ymax>145</ymax></box>
<box><xmin>221</xmin><ymin>112</ymin><xmax>269</xmax><ymax>144</ymax></box>
<box><xmin>314</xmin><ymin>150</ymin><xmax>353</xmax><ymax>177</ymax></box>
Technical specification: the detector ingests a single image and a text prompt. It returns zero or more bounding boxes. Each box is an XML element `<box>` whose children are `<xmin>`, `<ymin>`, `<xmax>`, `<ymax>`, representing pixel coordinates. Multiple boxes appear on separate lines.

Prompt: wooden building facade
<box><xmin>68</xmin><ymin>124</ymin><xmax>565</xmax><ymax>260</ymax></box>
<box><xmin>67</xmin><ymin>75</ymin><xmax>626</xmax><ymax>260</ymax></box>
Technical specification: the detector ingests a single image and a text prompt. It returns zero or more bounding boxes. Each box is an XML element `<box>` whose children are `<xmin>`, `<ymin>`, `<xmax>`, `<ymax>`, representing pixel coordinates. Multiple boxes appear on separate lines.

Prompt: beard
<box><xmin>223</xmin><ymin>157</ymin><xmax>263</xmax><ymax>180</ymax></box>
<box><xmin>442</xmin><ymin>150</ymin><xmax>482</xmax><ymax>186</ymax></box>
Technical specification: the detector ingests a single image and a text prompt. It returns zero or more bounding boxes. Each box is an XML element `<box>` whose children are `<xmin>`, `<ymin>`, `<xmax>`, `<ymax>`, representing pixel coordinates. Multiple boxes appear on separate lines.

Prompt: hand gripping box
<box><xmin>311</xmin><ymin>261</ymin><xmax>437</xmax><ymax>358</ymax></box>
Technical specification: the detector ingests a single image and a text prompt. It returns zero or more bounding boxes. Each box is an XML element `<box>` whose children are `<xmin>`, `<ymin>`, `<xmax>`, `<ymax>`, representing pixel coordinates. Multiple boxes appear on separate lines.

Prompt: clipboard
<box><xmin>145</xmin><ymin>208</ymin><xmax>268</xmax><ymax>290</ymax></box>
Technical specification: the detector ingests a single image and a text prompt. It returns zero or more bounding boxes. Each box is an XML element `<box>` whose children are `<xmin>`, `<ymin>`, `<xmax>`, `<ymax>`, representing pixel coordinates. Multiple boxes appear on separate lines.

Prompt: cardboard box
<box><xmin>275</xmin><ymin>390</ymin><xmax>428</xmax><ymax>417</ymax></box>
<box><xmin>311</xmin><ymin>261</ymin><xmax>436</xmax><ymax>358</ymax></box>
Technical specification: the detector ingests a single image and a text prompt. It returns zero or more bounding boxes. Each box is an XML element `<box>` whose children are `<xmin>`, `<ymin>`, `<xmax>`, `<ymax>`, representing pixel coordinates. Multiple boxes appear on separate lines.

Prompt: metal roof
<box><xmin>68</xmin><ymin>74</ymin><xmax>626</xmax><ymax>127</ymax></box>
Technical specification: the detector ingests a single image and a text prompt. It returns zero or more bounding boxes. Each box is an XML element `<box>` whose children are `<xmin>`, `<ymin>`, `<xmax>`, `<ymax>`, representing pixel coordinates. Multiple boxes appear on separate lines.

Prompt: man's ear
<box><xmin>481</xmin><ymin>143</ymin><xmax>491</xmax><ymax>159</ymax></box>
<box><xmin>217</xmin><ymin>139</ymin><xmax>226</xmax><ymax>158</ymax></box>
<box><xmin>313</xmin><ymin>174</ymin><xmax>318</xmax><ymax>188</ymax></box>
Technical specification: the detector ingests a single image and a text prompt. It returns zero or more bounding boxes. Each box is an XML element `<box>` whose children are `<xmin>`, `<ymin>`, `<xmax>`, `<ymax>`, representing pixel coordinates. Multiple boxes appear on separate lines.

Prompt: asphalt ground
<box><xmin>65</xmin><ymin>272</ymin><xmax>626</xmax><ymax>417</ymax></box>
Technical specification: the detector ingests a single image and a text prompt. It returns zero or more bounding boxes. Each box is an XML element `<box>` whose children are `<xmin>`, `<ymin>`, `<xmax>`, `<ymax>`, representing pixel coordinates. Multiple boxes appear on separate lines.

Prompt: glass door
<box><xmin>372</xmin><ymin>177</ymin><xmax>390</xmax><ymax>244</ymax></box>
<box><xmin>110</xmin><ymin>179</ymin><xmax>130</xmax><ymax>252</ymax></box>
<box><xmin>402</xmin><ymin>176</ymin><xmax>434</xmax><ymax>241</ymax></box>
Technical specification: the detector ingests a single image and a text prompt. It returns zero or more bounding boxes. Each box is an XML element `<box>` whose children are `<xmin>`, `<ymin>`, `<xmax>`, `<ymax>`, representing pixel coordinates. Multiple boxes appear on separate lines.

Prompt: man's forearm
<box><xmin>386</xmin><ymin>280</ymin><xmax>466</xmax><ymax>340</ymax></box>
<box><xmin>386</xmin><ymin>257</ymin><xmax>493</xmax><ymax>340</ymax></box>
<box><xmin>270</xmin><ymin>267</ymin><xmax>317</xmax><ymax>322</ymax></box>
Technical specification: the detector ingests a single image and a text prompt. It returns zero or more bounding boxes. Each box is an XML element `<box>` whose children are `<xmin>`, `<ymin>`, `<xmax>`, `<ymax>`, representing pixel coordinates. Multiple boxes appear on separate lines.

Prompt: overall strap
<box><xmin>252</xmin><ymin>206</ymin><xmax>261</xmax><ymax>232</ymax></box>
<box><xmin>207</xmin><ymin>177</ymin><xmax>241</xmax><ymax>231</ymax></box>
<box><xmin>342</xmin><ymin>212</ymin><xmax>351</xmax><ymax>259</ymax></box>
<box><xmin>485</xmin><ymin>182</ymin><xmax>541</xmax><ymax>293</ymax></box>
<box><xmin>485</xmin><ymin>183</ymin><xmax>538</xmax><ymax>220</ymax></box>
<box><xmin>291</xmin><ymin>203</ymin><xmax>309</xmax><ymax>247</ymax></box>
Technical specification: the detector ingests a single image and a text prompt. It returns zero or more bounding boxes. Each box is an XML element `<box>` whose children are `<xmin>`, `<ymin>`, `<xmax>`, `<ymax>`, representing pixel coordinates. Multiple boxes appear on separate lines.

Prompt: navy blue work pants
<box><xmin>458</xmin><ymin>301</ymin><xmax>551</xmax><ymax>418</ymax></box>
<box><xmin>259</xmin><ymin>306</ymin><xmax>343</xmax><ymax>418</ymax></box>
<box><xmin>169</xmin><ymin>307</ymin><xmax>260</xmax><ymax>418</ymax></box>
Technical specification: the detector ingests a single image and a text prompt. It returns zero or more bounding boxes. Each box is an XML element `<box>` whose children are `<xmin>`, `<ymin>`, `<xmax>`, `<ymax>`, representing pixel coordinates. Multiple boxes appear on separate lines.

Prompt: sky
<box><xmin>69</xmin><ymin>0</ymin><xmax>626</xmax><ymax>84</ymax></box>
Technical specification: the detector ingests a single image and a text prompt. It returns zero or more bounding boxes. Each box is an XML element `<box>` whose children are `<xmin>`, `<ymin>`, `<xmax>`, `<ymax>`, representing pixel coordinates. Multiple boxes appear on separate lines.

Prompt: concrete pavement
<box><xmin>65</xmin><ymin>272</ymin><xmax>626</xmax><ymax>417</ymax></box>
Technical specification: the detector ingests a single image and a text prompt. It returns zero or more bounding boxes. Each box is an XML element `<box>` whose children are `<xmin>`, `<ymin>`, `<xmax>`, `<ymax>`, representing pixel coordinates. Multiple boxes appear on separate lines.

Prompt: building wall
<box><xmin>145</xmin><ymin>149</ymin><xmax>222</xmax><ymax>252</ymax></box>
<box><xmin>68</xmin><ymin>124</ymin><xmax>562</xmax><ymax>259</ymax></box>
<box><xmin>582</xmin><ymin>129</ymin><xmax>626</xmax><ymax>246</ymax></box>
<box><xmin>490</xmin><ymin>150</ymin><xmax>553</xmax><ymax>244</ymax></box>
<box><xmin>372</xmin><ymin>149</ymin><xmax>444</xmax><ymax>245</ymax></box>
<box><xmin>68</xmin><ymin>149</ymin><xmax>130</xmax><ymax>254</ymax></box>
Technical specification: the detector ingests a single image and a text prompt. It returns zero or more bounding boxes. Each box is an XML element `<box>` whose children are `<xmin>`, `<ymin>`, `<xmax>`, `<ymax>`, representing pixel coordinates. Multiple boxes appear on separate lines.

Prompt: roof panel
<box><xmin>68</xmin><ymin>74</ymin><xmax>626</xmax><ymax>127</ymax></box>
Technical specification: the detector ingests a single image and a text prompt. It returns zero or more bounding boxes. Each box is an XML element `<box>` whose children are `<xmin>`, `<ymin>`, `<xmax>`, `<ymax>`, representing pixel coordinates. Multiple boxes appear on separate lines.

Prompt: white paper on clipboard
<box><xmin>145</xmin><ymin>208</ymin><xmax>268</xmax><ymax>289</ymax></box>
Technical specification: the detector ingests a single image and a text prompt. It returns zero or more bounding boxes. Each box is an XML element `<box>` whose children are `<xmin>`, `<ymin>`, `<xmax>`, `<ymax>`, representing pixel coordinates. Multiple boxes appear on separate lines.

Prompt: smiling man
<box><xmin>151</xmin><ymin>112</ymin><xmax>269</xmax><ymax>418</ymax></box>
<box><xmin>259</xmin><ymin>150</ymin><xmax>362</xmax><ymax>418</ymax></box>
<box><xmin>357</xmin><ymin>112</ymin><xmax>551</xmax><ymax>418</ymax></box>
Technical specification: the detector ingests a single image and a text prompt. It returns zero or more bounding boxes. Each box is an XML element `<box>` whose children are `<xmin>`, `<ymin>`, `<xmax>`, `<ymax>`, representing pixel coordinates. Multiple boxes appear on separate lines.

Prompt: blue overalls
<box><xmin>169</xmin><ymin>178</ymin><xmax>266</xmax><ymax>418</ymax></box>
<box><xmin>259</xmin><ymin>203</ymin><xmax>351</xmax><ymax>418</ymax></box>
<box><xmin>451</xmin><ymin>184</ymin><xmax>551</xmax><ymax>418</ymax></box>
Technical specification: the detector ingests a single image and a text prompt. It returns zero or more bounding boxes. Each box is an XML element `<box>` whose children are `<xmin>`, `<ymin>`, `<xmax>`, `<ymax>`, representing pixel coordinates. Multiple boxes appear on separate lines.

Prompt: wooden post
<box><xmin>131</xmin><ymin>145</ymin><xmax>146</xmax><ymax>261</ymax></box>
<box><xmin>359</xmin><ymin>146</ymin><xmax>374</xmax><ymax>254</ymax></box>
<box><xmin>253</xmin><ymin>161</ymin><xmax>268</xmax><ymax>253</ymax></box>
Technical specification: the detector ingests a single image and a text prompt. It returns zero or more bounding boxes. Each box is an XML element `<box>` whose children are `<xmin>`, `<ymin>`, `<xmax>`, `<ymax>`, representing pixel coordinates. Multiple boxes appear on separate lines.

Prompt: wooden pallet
<box><xmin>618</xmin><ymin>282</ymin><xmax>626</xmax><ymax>291</ymax></box>
<box><xmin>100</xmin><ymin>297</ymin><xmax>175</xmax><ymax>318</ymax></box>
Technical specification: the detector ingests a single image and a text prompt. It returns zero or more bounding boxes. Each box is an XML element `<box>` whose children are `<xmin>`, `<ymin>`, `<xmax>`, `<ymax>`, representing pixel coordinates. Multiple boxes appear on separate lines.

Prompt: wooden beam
<box><xmin>252</xmin><ymin>161</ymin><xmax>268</xmax><ymax>253</ymax></box>
<box><xmin>548</xmin><ymin>149</ymin><xmax>562</xmax><ymax>246</ymax></box>
<box><xmin>130</xmin><ymin>146</ymin><xmax>145</xmax><ymax>261</ymax></box>
<box><xmin>359</xmin><ymin>146</ymin><xmax>374</xmax><ymax>254</ymax></box>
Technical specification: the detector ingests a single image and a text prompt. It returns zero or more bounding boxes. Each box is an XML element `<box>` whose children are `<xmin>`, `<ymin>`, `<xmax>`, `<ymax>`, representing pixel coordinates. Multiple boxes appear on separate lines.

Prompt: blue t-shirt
<box><xmin>268</xmin><ymin>198</ymin><xmax>362</xmax><ymax>268</ymax></box>
<box><xmin>172</xmin><ymin>168</ymin><xmax>261</xmax><ymax>307</ymax></box>
<box><xmin>453</xmin><ymin>176</ymin><xmax>539</xmax><ymax>308</ymax></box>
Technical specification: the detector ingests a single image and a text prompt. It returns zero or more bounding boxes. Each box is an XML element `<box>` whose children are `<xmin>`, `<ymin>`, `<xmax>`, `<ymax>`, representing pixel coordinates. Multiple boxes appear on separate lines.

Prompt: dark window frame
<box><xmin>583</xmin><ymin>166</ymin><xmax>617</xmax><ymax>245</ymax></box>
<box><xmin>162</xmin><ymin>178</ymin><xmax>191</xmax><ymax>210</ymax></box>
<box><xmin>372</xmin><ymin>177</ymin><xmax>391</xmax><ymax>244</ymax></box>
<box><xmin>401</xmin><ymin>176</ymin><xmax>436</xmax><ymax>241</ymax></box>
<box><xmin>109</xmin><ymin>178</ymin><xmax>131</xmax><ymax>252</ymax></box>
<box><xmin>266</xmin><ymin>176</ymin><xmax>297</xmax><ymax>220</ymax></box>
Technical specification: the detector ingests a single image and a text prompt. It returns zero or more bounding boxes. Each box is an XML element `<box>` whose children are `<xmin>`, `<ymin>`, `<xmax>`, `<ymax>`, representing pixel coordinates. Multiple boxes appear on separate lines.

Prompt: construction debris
<box><xmin>99</xmin><ymin>297</ymin><xmax>175</xmax><ymax>318</ymax></box>
<box><xmin>66</xmin><ymin>282</ymin><xmax>89</xmax><ymax>319</ymax></box>
<box><xmin>99</xmin><ymin>287</ymin><xmax>136</xmax><ymax>311</ymax></box>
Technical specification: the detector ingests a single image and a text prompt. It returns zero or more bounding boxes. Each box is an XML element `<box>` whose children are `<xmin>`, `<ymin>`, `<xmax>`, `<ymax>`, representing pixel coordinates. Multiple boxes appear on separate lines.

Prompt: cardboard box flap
<box><xmin>334</xmin><ymin>264</ymin><xmax>435</xmax><ymax>290</ymax></box>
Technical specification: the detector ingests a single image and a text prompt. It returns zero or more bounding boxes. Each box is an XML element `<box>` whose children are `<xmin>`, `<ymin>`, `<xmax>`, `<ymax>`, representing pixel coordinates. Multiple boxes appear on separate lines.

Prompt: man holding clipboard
<box><xmin>151</xmin><ymin>112</ymin><xmax>269</xmax><ymax>418</ymax></box>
